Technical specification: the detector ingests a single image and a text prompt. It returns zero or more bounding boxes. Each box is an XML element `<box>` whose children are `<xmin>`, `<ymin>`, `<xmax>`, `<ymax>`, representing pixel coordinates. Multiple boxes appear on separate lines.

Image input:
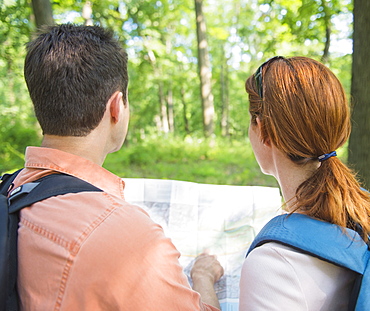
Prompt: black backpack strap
<box><xmin>0</xmin><ymin>169</ymin><xmax>23</xmax><ymax>195</ymax></box>
<box><xmin>2</xmin><ymin>172</ymin><xmax>102</xmax><ymax>311</ymax></box>
<box><xmin>8</xmin><ymin>173</ymin><xmax>102</xmax><ymax>213</ymax></box>
<box><xmin>0</xmin><ymin>169</ymin><xmax>23</xmax><ymax>311</ymax></box>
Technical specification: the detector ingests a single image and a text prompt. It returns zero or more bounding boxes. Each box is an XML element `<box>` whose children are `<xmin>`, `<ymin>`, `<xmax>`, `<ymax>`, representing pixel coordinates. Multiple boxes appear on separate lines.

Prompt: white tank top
<box><xmin>239</xmin><ymin>242</ymin><xmax>357</xmax><ymax>310</ymax></box>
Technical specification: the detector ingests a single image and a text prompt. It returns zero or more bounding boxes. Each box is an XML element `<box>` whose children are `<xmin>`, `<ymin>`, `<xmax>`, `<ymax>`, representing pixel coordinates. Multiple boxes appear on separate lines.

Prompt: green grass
<box><xmin>103</xmin><ymin>136</ymin><xmax>278</xmax><ymax>187</ymax></box>
<box><xmin>3</xmin><ymin>134</ymin><xmax>349</xmax><ymax>188</ymax></box>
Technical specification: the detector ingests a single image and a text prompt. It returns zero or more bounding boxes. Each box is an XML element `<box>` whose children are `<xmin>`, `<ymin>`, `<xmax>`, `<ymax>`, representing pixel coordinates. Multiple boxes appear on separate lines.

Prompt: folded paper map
<box><xmin>123</xmin><ymin>178</ymin><xmax>282</xmax><ymax>311</ymax></box>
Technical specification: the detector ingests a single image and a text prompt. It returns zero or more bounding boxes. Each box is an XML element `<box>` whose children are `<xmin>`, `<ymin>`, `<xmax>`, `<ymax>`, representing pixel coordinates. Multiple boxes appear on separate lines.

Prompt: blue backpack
<box><xmin>247</xmin><ymin>213</ymin><xmax>370</xmax><ymax>311</ymax></box>
<box><xmin>0</xmin><ymin>170</ymin><xmax>102</xmax><ymax>311</ymax></box>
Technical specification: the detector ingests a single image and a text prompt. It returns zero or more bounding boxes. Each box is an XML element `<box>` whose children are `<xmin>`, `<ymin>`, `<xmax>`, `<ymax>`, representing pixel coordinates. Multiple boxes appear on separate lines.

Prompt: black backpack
<box><xmin>0</xmin><ymin>170</ymin><xmax>102</xmax><ymax>311</ymax></box>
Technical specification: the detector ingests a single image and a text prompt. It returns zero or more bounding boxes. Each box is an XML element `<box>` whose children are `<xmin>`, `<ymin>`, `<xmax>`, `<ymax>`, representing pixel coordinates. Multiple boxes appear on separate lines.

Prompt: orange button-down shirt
<box><xmin>14</xmin><ymin>147</ymin><xmax>218</xmax><ymax>311</ymax></box>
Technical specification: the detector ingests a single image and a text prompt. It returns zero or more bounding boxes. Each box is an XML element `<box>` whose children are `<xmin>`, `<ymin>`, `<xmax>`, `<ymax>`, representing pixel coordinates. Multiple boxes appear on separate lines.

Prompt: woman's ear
<box><xmin>256</xmin><ymin>116</ymin><xmax>271</xmax><ymax>146</ymax></box>
<box><xmin>255</xmin><ymin>115</ymin><xmax>262</xmax><ymax>128</ymax></box>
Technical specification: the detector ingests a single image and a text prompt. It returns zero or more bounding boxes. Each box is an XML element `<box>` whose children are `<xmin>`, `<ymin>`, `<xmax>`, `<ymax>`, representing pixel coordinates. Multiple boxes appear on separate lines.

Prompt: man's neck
<box><xmin>41</xmin><ymin>134</ymin><xmax>107</xmax><ymax>166</ymax></box>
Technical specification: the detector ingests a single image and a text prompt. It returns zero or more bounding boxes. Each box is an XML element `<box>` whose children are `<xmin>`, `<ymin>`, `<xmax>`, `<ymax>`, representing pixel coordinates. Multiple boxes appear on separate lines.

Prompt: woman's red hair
<box><xmin>245</xmin><ymin>56</ymin><xmax>370</xmax><ymax>241</ymax></box>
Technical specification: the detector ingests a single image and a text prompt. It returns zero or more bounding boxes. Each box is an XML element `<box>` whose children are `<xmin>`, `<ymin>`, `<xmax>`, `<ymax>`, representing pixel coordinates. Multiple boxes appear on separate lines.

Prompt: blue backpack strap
<box><xmin>357</xmin><ymin>262</ymin><xmax>370</xmax><ymax>311</ymax></box>
<box><xmin>247</xmin><ymin>214</ymin><xmax>370</xmax><ymax>311</ymax></box>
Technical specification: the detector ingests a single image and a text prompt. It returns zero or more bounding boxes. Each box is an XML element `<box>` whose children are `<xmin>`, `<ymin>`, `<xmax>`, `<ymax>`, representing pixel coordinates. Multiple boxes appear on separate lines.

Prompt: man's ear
<box><xmin>109</xmin><ymin>91</ymin><xmax>123</xmax><ymax>124</ymax></box>
<box><xmin>256</xmin><ymin>116</ymin><xmax>271</xmax><ymax>146</ymax></box>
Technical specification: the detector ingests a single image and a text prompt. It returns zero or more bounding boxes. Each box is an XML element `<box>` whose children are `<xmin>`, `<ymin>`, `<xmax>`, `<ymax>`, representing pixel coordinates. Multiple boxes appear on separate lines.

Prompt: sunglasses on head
<box><xmin>254</xmin><ymin>56</ymin><xmax>286</xmax><ymax>98</ymax></box>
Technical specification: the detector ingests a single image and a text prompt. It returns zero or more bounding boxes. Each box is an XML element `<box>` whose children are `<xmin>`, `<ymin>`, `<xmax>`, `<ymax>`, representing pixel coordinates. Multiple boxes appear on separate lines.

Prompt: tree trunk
<box><xmin>348</xmin><ymin>0</ymin><xmax>370</xmax><ymax>188</ymax></box>
<box><xmin>159</xmin><ymin>81</ymin><xmax>169</xmax><ymax>133</ymax></box>
<box><xmin>194</xmin><ymin>0</ymin><xmax>214</xmax><ymax>137</ymax></box>
<box><xmin>31</xmin><ymin>0</ymin><xmax>54</xmax><ymax>28</ymax></box>
<box><xmin>220</xmin><ymin>52</ymin><xmax>230</xmax><ymax>137</ymax></box>
<box><xmin>82</xmin><ymin>1</ymin><xmax>93</xmax><ymax>26</ymax></box>
<box><xmin>166</xmin><ymin>89</ymin><xmax>174</xmax><ymax>132</ymax></box>
<box><xmin>321</xmin><ymin>0</ymin><xmax>331</xmax><ymax>63</ymax></box>
<box><xmin>145</xmin><ymin>48</ymin><xmax>169</xmax><ymax>134</ymax></box>
<box><xmin>181</xmin><ymin>87</ymin><xmax>190</xmax><ymax>134</ymax></box>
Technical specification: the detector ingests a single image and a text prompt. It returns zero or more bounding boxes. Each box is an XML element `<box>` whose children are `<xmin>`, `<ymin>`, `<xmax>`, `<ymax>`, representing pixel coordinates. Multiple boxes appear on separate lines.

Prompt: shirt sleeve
<box><xmin>239</xmin><ymin>243</ymin><xmax>308</xmax><ymax>311</ymax></box>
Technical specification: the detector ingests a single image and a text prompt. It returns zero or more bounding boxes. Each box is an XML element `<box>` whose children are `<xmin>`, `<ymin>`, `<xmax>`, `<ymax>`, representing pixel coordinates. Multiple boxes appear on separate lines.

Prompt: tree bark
<box><xmin>348</xmin><ymin>0</ymin><xmax>370</xmax><ymax>188</ymax></box>
<box><xmin>82</xmin><ymin>1</ymin><xmax>93</xmax><ymax>26</ymax></box>
<box><xmin>158</xmin><ymin>81</ymin><xmax>169</xmax><ymax>133</ymax></box>
<box><xmin>181</xmin><ymin>87</ymin><xmax>190</xmax><ymax>134</ymax></box>
<box><xmin>220</xmin><ymin>52</ymin><xmax>230</xmax><ymax>137</ymax></box>
<box><xmin>194</xmin><ymin>0</ymin><xmax>215</xmax><ymax>137</ymax></box>
<box><xmin>146</xmin><ymin>49</ymin><xmax>169</xmax><ymax>134</ymax></box>
<box><xmin>321</xmin><ymin>0</ymin><xmax>331</xmax><ymax>63</ymax></box>
<box><xmin>166</xmin><ymin>89</ymin><xmax>174</xmax><ymax>132</ymax></box>
<box><xmin>31</xmin><ymin>0</ymin><xmax>54</xmax><ymax>28</ymax></box>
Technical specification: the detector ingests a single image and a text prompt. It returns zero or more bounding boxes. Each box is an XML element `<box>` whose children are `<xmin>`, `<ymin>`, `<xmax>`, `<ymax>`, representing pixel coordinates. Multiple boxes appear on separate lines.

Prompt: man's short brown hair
<box><xmin>24</xmin><ymin>24</ymin><xmax>128</xmax><ymax>136</ymax></box>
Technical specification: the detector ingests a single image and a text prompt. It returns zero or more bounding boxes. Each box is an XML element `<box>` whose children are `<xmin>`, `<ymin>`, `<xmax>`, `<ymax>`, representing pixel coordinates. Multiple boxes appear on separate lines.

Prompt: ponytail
<box><xmin>293</xmin><ymin>157</ymin><xmax>370</xmax><ymax>242</ymax></box>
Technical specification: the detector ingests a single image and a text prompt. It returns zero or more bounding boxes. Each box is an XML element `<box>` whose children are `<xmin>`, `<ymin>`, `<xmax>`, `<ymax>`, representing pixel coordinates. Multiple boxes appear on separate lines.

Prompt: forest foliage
<box><xmin>0</xmin><ymin>0</ymin><xmax>354</xmax><ymax>183</ymax></box>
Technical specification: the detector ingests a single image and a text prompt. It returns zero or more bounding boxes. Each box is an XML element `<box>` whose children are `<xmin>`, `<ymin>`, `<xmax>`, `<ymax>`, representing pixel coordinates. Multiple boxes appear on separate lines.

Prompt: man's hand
<box><xmin>191</xmin><ymin>252</ymin><xmax>224</xmax><ymax>309</ymax></box>
<box><xmin>191</xmin><ymin>252</ymin><xmax>224</xmax><ymax>284</ymax></box>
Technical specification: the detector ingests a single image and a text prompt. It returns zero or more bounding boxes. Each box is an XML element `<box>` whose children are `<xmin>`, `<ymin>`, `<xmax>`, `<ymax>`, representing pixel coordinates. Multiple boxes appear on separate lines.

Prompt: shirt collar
<box><xmin>24</xmin><ymin>146</ymin><xmax>125</xmax><ymax>199</ymax></box>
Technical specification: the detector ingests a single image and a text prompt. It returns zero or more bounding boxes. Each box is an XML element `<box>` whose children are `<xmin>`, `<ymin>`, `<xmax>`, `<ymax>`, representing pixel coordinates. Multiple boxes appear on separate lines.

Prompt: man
<box><xmin>13</xmin><ymin>24</ymin><xmax>223</xmax><ymax>310</ymax></box>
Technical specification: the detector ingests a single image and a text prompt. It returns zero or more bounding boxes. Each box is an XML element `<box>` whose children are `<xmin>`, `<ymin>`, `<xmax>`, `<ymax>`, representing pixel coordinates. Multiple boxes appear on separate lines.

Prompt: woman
<box><xmin>239</xmin><ymin>56</ymin><xmax>370</xmax><ymax>310</ymax></box>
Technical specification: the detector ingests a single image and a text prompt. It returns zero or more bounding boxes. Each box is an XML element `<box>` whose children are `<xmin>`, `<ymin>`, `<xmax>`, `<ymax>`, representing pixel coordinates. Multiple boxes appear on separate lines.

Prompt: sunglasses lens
<box><xmin>254</xmin><ymin>56</ymin><xmax>285</xmax><ymax>98</ymax></box>
<box><xmin>254</xmin><ymin>67</ymin><xmax>263</xmax><ymax>98</ymax></box>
